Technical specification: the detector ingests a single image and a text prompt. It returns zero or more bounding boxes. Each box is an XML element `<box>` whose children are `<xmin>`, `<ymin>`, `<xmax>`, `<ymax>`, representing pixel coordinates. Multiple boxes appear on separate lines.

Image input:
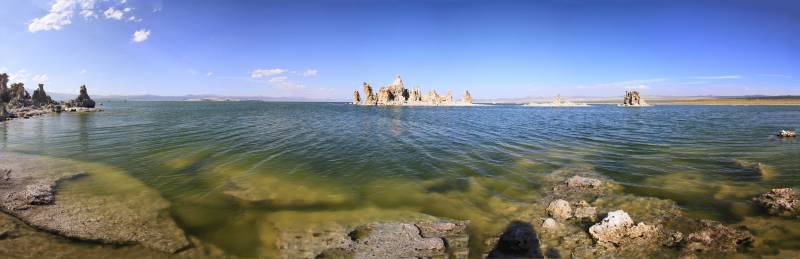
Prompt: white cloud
<box><xmin>302</xmin><ymin>69</ymin><xmax>318</xmax><ymax>77</ymax></box>
<box><xmin>28</xmin><ymin>0</ymin><xmax>77</xmax><ymax>32</ymax></box>
<box><xmin>269</xmin><ymin>76</ymin><xmax>288</xmax><ymax>83</ymax></box>
<box><xmin>132</xmin><ymin>29</ymin><xmax>150</xmax><ymax>42</ymax></box>
<box><xmin>251</xmin><ymin>68</ymin><xmax>287</xmax><ymax>78</ymax></box>
<box><xmin>123</xmin><ymin>7</ymin><xmax>133</xmax><ymax>13</ymax></box>
<box><xmin>104</xmin><ymin>7</ymin><xmax>124</xmax><ymax>20</ymax></box>
<box><xmin>692</xmin><ymin>75</ymin><xmax>741</xmax><ymax>80</ymax></box>
<box><xmin>206</xmin><ymin>72</ymin><xmax>213</xmax><ymax>77</ymax></box>
<box><xmin>33</xmin><ymin>74</ymin><xmax>49</xmax><ymax>84</ymax></box>
<box><xmin>128</xmin><ymin>16</ymin><xmax>142</xmax><ymax>22</ymax></box>
<box><xmin>9</xmin><ymin>70</ymin><xmax>29</xmax><ymax>83</ymax></box>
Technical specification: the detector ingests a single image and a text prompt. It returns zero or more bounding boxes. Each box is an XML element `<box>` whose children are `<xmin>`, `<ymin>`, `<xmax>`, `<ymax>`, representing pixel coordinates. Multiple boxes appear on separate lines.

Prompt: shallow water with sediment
<box><xmin>0</xmin><ymin>102</ymin><xmax>799</xmax><ymax>257</ymax></box>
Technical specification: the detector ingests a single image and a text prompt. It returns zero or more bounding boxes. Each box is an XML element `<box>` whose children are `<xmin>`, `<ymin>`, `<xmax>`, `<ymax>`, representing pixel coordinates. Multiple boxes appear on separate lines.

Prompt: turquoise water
<box><xmin>1</xmin><ymin>102</ymin><xmax>798</xmax><ymax>256</ymax></box>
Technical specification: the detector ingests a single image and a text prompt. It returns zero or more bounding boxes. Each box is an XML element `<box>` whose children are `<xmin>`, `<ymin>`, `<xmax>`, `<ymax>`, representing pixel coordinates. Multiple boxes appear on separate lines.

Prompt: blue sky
<box><xmin>1</xmin><ymin>0</ymin><xmax>799</xmax><ymax>99</ymax></box>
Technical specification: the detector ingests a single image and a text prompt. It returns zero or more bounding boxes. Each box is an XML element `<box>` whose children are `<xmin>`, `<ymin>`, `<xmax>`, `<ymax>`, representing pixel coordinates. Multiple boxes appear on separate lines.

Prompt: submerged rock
<box><xmin>0</xmin><ymin>152</ymin><xmax>190</xmax><ymax>253</ymax></box>
<box><xmin>565</xmin><ymin>175</ymin><xmax>602</xmax><ymax>189</ymax></box>
<box><xmin>573</xmin><ymin>200</ymin><xmax>597</xmax><ymax>221</ymax></box>
<box><xmin>683</xmin><ymin>220</ymin><xmax>752</xmax><ymax>253</ymax></box>
<box><xmin>753</xmin><ymin>188</ymin><xmax>799</xmax><ymax>218</ymax></box>
<box><xmin>733</xmin><ymin>159</ymin><xmax>775</xmax><ymax>180</ymax></box>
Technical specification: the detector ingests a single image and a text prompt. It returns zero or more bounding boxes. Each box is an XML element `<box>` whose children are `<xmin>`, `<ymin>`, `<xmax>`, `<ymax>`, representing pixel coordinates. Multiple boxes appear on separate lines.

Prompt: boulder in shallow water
<box><xmin>566</xmin><ymin>175</ymin><xmax>603</xmax><ymax>189</ymax></box>
<box><xmin>573</xmin><ymin>200</ymin><xmax>597</xmax><ymax>221</ymax></box>
<box><xmin>589</xmin><ymin>210</ymin><xmax>634</xmax><ymax>245</ymax></box>
<box><xmin>683</xmin><ymin>220</ymin><xmax>752</xmax><ymax>253</ymax></box>
<box><xmin>547</xmin><ymin>199</ymin><xmax>572</xmax><ymax>220</ymax></box>
<box><xmin>753</xmin><ymin>188</ymin><xmax>799</xmax><ymax>217</ymax></box>
<box><xmin>589</xmin><ymin>210</ymin><xmax>682</xmax><ymax>249</ymax></box>
<box><xmin>67</xmin><ymin>85</ymin><xmax>96</xmax><ymax>108</ymax></box>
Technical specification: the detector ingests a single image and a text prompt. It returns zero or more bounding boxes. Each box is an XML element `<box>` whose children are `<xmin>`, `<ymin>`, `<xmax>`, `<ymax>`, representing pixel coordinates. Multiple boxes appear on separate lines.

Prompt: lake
<box><xmin>1</xmin><ymin>102</ymin><xmax>798</xmax><ymax>257</ymax></box>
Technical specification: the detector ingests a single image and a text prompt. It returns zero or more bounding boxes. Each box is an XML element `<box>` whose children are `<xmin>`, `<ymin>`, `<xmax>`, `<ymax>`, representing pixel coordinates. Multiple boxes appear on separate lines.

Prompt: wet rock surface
<box><xmin>276</xmin><ymin>220</ymin><xmax>468</xmax><ymax>259</ymax></box>
<box><xmin>683</xmin><ymin>220</ymin><xmax>752</xmax><ymax>253</ymax></box>
<box><xmin>0</xmin><ymin>152</ymin><xmax>191</xmax><ymax>254</ymax></box>
<box><xmin>546</xmin><ymin>199</ymin><xmax>572</xmax><ymax>220</ymax></box>
<box><xmin>754</xmin><ymin>188</ymin><xmax>799</xmax><ymax>218</ymax></box>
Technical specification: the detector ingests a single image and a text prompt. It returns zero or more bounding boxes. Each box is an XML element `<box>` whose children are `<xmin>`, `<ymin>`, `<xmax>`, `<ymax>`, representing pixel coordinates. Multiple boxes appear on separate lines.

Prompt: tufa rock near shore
<box><xmin>0</xmin><ymin>73</ymin><xmax>101</xmax><ymax>121</ymax></box>
<box><xmin>65</xmin><ymin>85</ymin><xmax>96</xmax><ymax>109</ymax></box>
<box><xmin>353</xmin><ymin>75</ymin><xmax>472</xmax><ymax>106</ymax></box>
<box><xmin>620</xmin><ymin>90</ymin><xmax>649</xmax><ymax>106</ymax></box>
<box><xmin>753</xmin><ymin>188</ymin><xmax>799</xmax><ymax>218</ymax></box>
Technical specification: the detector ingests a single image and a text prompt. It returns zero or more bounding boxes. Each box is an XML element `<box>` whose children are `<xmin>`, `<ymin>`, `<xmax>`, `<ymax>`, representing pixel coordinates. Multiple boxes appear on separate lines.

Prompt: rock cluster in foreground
<box><xmin>353</xmin><ymin>75</ymin><xmax>472</xmax><ymax>106</ymax></box>
<box><xmin>0</xmin><ymin>73</ymin><xmax>100</xmax><ymax>121</ymax></box>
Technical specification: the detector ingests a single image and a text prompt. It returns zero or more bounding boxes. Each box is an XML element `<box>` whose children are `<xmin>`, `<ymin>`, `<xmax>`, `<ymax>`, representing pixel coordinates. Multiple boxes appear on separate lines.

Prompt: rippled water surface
<box><xmin>1</xmin><ymin>102</ymin><xmax>799</xmax><ymax>256</ymax></box>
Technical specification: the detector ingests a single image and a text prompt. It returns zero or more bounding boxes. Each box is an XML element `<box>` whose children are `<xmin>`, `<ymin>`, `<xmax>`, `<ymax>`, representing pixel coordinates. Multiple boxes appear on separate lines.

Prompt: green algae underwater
<box><xmin>1</xmin><ymin>101</ymin><xmax>799</xmax><ymax>257</ymax></box>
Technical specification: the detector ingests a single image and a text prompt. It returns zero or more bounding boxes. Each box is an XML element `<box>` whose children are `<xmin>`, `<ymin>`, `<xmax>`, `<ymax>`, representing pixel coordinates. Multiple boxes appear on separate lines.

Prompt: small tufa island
<box><xmin>0</xmin><ymin>73</ymin><xmax>100</xmax><ymax>121</ymax></box>
<box><xmin>353</xmin><ymin>75</ymin><xmax>473</xmax><ymax>106</ymax></box>
<box><xmin>619</xmin><ymin>90</ymin><xmax>650</xmax><ymax>107</ymax></box>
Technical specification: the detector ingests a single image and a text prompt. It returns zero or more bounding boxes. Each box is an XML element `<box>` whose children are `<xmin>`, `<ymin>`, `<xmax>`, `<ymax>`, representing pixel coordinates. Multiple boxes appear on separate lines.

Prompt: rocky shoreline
<box><xmin>0</xmin><ymin>150</ymin><xmax>796</xmax><ymax>258</ymax></box>
<box><xmin>0</xmin><ymin>73</ymin><xmax>101</xmax><ymax>121</ymax></box>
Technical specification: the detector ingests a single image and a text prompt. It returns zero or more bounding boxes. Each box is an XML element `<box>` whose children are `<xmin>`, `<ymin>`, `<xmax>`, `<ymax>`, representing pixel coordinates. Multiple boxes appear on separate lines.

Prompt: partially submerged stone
<box><xmin>547</xmin><ymin>199</ymin><xmax>572</xmax><ymax>220</ymax></box>
<box><xmin>0</xmin><ymin>152</ymin><xmax>190</xmax><ymax>253</ymax></box>
<box><xmin>573</xmin><ymin>200</ymin><xmax>597</xmax><ymax>221</ymax></box>
<box><xmin>753</xmin><ymin>188</ymin><xmax>799</xmax><ymax>218</ymax></box>
<box><xmin>733</xmin><ymin>159</ymin><xmax>775</xmax><ymax>180</ymax></box>
<box><xmin>683</xmin><ymin>220</ymin><xmax>752</xmax><ymax>253</ymax></box>
<box><xmin>589</xmin><ymin>210</ymin><xmax>682</xmax><ymax>249</ymax></box>
<box><xmin>541</xmin><ymin>218</ymin><xmax>558</xmax><ymax>231</ymax></box>
<box><xmin>566</xmin><ymin>175</ymin><xmax>603</xmax><ymax>189</ymax></box>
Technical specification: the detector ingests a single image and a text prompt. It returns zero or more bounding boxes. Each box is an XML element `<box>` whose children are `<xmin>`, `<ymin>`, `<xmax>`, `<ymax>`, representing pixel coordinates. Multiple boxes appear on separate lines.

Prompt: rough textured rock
<box><xmin>0</xmin><ymin>73</ymin><xmax>9</xmax><ymax>103</ymax></box>
<box><xmin>67</xmin><ymin>85</ymin><xmax>96</xmax><ymax>108</ymax></box>
<box><xmin>683</xmin><ymin>220</ymin><xmax>752</xmax><ymax>253</ymax></box>
<box><xmin>733</xmin><ymin>159</ymin><xmax>774</xmax><ymax>180</ymax></box>
<box><xmin>352</xmin><ymin>90</ymin><xmax>360</xmax><ymax>104</ymax></box>
<box><xmin>8</xmin><ymin>83</ymin><xmax>31</xmax><ymax>108</ymax></box>
<box><xmin>589</xmin><ymin>210</ymin><xmax>682</xmax><ymax>249</ymax></box>
<box><xmin>566</xmin><ymin>175</ymin><xmax>603</xmax><ymax>188</ymax></box>
<box><xmin>547</xmin><ymin>199</ymin><xmax>572</xmax><ymax>220</ymax></box>
<box><xmin>573</xmin><ymin>200</ymin><xmax>597</xmax><ymax>221</ymax></box>
<box><xmin>355</xmin><ymin>75</ymin><xmax>472</xmax><ymax>106</ymax></box>
<box><xmin>621</xmin><ymin>91</ymin><xmax>648</xmax><ymax>106</ymax></box>
<box><xmin>362</xmin><ymin>83</ymin><xmax>376</xmax><ymax>105</ymax></box>
<box><xmin>753</xmin><ymin>188</ymin><xmax>799</xmax><ymax>217</ymax></box>
<box><xmin>31</xmin><ymin>84</ymin><xmax>54</xmax><ymax>107</ymax></box>
<box><xmin>0</xmin><ymin>152</ymin><xmax>191</xmax><ymax>253</ymax></box>
<box><xmin>541</xmin><ymin>218</ymin><xmax>558</xmax><ymax>231</ymax></box>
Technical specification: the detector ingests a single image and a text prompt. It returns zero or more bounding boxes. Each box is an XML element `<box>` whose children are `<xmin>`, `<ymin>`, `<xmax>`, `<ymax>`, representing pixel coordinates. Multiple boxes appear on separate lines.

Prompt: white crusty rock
<box><xmin>574</xmin><ymin>200</ymin><xmax>597</xmax><ymax>221</ymax></box>
<box><xmin>777</xmin><ymin>129</ymin><xmax>796</xmax><ymax>138</ymax></box>
<box><xmin>589</xmin><ymin>210</ymin><xmax>634</xmax><ymax>245</ymax></box>
<box><xmin>547</xmin><ymin>199</ymin><xmax>572</xmax><ymax>220</ymax></box>
<box><xmin>541</xmin><ymin>218</ymin><xmax>558</xmax><ymax>231</ymax></box>
<box><xmin>620</xmin><ymin>91</ymin><xmax>649</xmax><ymax>107</ymax></box>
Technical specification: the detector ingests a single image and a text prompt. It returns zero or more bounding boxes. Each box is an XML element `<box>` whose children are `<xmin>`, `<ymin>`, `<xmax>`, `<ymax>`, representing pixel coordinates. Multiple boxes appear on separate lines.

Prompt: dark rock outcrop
<box><xmin>0</xmin><ymin>73</ymin><xmax>9</xmax><ymax>103</ymax></box>
<box><xmin>67</xmin><ymin>85</ymin><xmax>96</xmax><ymax>108</ymax></box>
<box><xmin>31</xmin><ymin>84</ymin><xmax>54</xmax><ymax>107</ymax></box>
<box><xmin>753</xmin><ymin>188</ymin><xmax>799</xmax><ymax>218</ymax></box>
<box><xmin>354</xmin><ymin>75</ymin><xmax>472</xmax><ymax>106</ymax></box>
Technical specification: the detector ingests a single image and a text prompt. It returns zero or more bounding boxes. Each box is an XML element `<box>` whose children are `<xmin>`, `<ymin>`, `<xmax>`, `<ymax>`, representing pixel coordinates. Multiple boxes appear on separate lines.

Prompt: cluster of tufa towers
<box><xmin>353</xmin><ymin>76</ymin><xmax>472</xmax><ymax>106</ymax></box>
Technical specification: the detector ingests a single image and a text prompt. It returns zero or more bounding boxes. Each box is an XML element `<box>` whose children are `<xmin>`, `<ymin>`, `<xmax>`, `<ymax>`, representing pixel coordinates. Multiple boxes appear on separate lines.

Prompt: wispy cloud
<box><xmin>28</xmin><ymin>0</ymin><xmax>140</xmax><ymax>32</ymax></box>
<box><xmin>103</xmin><ymin>7</ymin><xmax>124</xmax><ymax>20</ymax></box>
<box><xmin>302</xmin><ymin>69</ymin><xmax>318</xmax><ymax>77</ymax></box>
<box><xmin>691</xmin><ymin>75</ymin><xmax>741</xmax><ymax>80</ymax></box>
<box><xmin>132</xmin><ymin>29</ymin><xmax>150</xmax><ymax>42</ymax></box>
<box><xmin>593</xmin><ymin>78</ymin><xmax>668</xmax><ymax>88</ymax></box>
<box><xmin>758</xmin><ymin>74</ymin><xmax>793</xmax><ymax>78</ymax></box>
<box><xmin>251</xmin><ymin>68</ymin><xmax>287</xmax><ymax>78</ymax></box>
<box><xmin>269</xmin><ymin>76</ymin><xmax>288</xmax><ymax>83</ymax></box>
<box><xmin>33</xmin><ymin>74</ymin><xmax>49</xmax><ymax>84</ymax></box>
<box><xmin>205</xmin><ymin>72</ymin><xmax>213</xmax><ymax>77</ymax></box>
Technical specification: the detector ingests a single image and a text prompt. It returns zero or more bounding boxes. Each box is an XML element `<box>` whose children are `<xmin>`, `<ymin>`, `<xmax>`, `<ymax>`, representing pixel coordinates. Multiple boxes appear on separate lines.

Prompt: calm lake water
<box><xmin>1</xmin><ymin>102</ymin><xmax>799</xmax><ymax>257</ymax></box>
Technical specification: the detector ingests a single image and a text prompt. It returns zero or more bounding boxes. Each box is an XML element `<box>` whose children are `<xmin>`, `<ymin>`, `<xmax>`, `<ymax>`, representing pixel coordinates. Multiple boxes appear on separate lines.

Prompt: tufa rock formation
<box><xmin>66</xmin><ymin>85</ymin><xmax>96</xmax><ymax>108</ymax></box>
<box><xmin>354</xmin><ymin>75</ymin><xmax>472</xmax><ymax>106</ymax></box>
<box><xmin>753</xmin><ymin>188</ymin><xmax>799</xmax><ymax>218</ymax></box>
<box><xmin>352</xmin><ymin>90</ymin><xmax>360</xmax><ymax>104</ymax></box>
<box><xmin>32</xmin><ymin>83</ymin><xmax>55</xmax><ymax>107</ymax></box>
<box><xmin>621</xmin><ymin>91</ymin><xmax>648</xmax><ymax>106</ymax></box>
<box><xmin>777</xmin><ymin>129</ymin><xmax>796</xmax><ymax>138</ymax></box>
